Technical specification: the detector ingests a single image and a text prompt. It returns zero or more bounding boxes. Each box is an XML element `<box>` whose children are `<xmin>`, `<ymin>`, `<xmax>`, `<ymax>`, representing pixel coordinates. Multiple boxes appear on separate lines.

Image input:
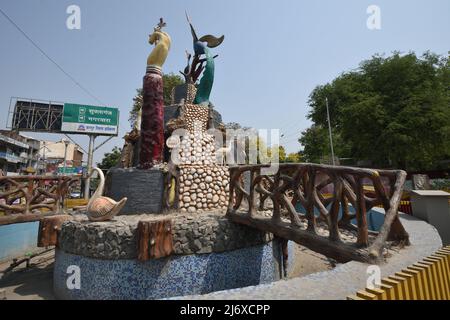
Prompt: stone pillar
<box><xmin>139</xmin><ymin>65</ymin><xmax>165</xmax><ymax>169</ymax></box>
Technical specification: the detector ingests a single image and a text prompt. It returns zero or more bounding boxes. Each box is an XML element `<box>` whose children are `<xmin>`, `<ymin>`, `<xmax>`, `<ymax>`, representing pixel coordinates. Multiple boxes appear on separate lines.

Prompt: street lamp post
<box><xmin>42</xmin><ymin>141</ymin><xmax>46</xmax><ymax>174</ymax></box>
<box><xmin>325</xmin><ymin>97</ymin><xmax>336</xmax><ymax>166</ymax></box>
<box><xmin>62</xmin><ymin>139</ymin><xmax>70</xmax><ymax>175</ymax></box>
<box><xmin>84</xmin><ymin>134</ymin><xmax>96</xmax><ymax>200</ymax></box>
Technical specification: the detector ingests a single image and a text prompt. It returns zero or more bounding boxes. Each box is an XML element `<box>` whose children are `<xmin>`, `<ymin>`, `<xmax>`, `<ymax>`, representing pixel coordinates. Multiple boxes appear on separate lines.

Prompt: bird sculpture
<box><xmin>86</xmin><ymin>167</ymin><xmax>127</xmax><ymax>222</ymax></box>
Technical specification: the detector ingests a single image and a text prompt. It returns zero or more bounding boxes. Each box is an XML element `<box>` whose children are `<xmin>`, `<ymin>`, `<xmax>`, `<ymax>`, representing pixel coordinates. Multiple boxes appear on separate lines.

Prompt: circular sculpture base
<box><xmin>54</xmin><ymin>241</ymin><xmax>290</xmax><ymax>300</ymax></box>
<box><xmin>54</xmin><ymin>212</ymin><xmax>295</xmax><ymax>299</ymax></box>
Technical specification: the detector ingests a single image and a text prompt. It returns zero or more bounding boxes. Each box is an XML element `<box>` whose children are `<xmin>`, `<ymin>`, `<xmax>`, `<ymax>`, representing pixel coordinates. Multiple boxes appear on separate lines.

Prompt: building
<box><xmin>0</xmin><ymin>130</ymin><xmax>40</xmax><ymax>176</ymax></box>
<box><xmin>0</xmin><ymin>130</ymin><xmax>85</xmax><ymax>176</ymax></box>
<box><xmin>39</xmin><ymin>140</ymin><xmax>84</xmax><ymax>175</ymax></box>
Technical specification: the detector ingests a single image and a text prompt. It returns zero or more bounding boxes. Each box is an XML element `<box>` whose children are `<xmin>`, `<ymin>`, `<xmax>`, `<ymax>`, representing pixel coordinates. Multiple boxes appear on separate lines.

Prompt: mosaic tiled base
<box><xmin>54</xmin><ymin>240</ymin><xmax>293</xmax><ymax>300</ymax></box>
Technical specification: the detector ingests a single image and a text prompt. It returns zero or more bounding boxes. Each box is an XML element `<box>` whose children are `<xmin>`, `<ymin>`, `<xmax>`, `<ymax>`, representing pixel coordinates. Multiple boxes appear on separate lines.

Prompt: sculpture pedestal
<box><xmin>53</xmin><ymin>212</ymin><xmax>294</xmax><ymax>299</ymax></box>
<box><xmin>105</xmin><ymin>167</ymin><xmax>165</xmax><ymax>215</ymax></box>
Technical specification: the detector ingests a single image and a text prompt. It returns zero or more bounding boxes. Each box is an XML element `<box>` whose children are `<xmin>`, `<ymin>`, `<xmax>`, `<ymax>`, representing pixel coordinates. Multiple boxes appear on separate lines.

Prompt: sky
<box><xmin>0</xmin><ymin>0</ymin><xmax>449</xmax><ymax>164</ymax></box>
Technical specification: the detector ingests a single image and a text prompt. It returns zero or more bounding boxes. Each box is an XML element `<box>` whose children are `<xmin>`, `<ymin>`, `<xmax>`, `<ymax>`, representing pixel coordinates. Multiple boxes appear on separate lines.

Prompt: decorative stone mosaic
<box><xmin>178</xmin><ymin>165</ymin><xmax>229</xmax><ymax>212</ymax></box>
<box><xmin>175</xmin><ymin>104</ymin><xmax>230</xmax><ymax>212</ymax></box>
<box><xmin>54</xmin><ymin>240</ymin><xmax>293</xmax><ymax>300</ymax></box>
<box><xmin>58</xmin><ymin>212</ymin><xmax>273</xmax><ymax>259</ymax></box>
<box><xmin>183</xmin><ymin>104</ymin><xmax>209</xmax><ymax>133</ymax></box>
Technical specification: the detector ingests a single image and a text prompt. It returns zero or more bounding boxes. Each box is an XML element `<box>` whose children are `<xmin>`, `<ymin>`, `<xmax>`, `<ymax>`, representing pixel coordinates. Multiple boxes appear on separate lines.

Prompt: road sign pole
<box><xmin>84</xmin><ymin>134</ymin><xmax>96</xmax><ymax>200</ymax></box>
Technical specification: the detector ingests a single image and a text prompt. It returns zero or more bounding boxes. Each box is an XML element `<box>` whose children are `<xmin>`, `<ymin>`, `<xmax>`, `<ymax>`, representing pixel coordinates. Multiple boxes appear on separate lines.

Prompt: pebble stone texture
<box><xmin>176</xmin><ymin>104</ymin><xmax>230</xmax><ymax>212</ymax></box>
<box><xmin>177</xmin><ymin>210</ymin><xmax>443</xmax><ymax>300</ymax></box>
<box><xmin>104</xmin><ymin>167</ymin><xmax>165</xmax><ymax>215</ymax></box>
<box><xmin>54</xmin><ymin>240</ymin><xmax>292</xmax><ymax>300</ymax></box>
<box><xmin>164</xmin><ymin>104</ymin><xmax>223</xmax><ymax>132</ymax></box>
<box><xmin>170</xmin><ymin>83</ymin><xmax>197</xmax><ymax>105</ymax></box>
<box><xmin>58</xmin><ymin>212</ymin><xmax>273</xmax><ymax>259</ymax></box>
<box><xmin>183</xmin><ymin>104</ymin><xmax>209</xmax><ymax>132</ymax></box>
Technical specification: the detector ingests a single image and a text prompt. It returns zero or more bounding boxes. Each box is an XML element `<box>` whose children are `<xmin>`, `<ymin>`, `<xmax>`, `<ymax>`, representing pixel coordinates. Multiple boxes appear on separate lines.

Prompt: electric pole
<box><xmin>326</xmin><ymin>97</ymin><xmax>336</xmax><ymax>166</ymax></box>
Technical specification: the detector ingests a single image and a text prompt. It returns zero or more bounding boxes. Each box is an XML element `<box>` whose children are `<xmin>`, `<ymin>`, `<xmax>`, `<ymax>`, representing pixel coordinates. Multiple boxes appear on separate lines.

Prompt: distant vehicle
<box><xmin>70</xmin><ymin>192</ymin><xmax>81</xmax><ymax>198</ymax></box>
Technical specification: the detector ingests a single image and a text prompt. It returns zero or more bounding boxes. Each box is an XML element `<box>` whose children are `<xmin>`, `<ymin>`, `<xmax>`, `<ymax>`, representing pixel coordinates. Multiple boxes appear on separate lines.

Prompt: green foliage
<box><xmin>277</xmin><ymin>145</ymin><xmax>286</xmax><ymax>162</ymax></box>
<box><xmin>265</xmin><ymin>145</ymin><xmax>286</xmax><ymax>162</ymax></box>
<box><xmin>299</xmin><ymin>125</ymin><xmax>330</xmax><ymax>163</ymax></box>
<box><xmin>97</xmin><ymin>146</ymin><xmax>122</xmax><ymax>170</ymax></box>
<box><xmin>300</xmin><ymin>52</ymin><xmax>450</xmax><ymax>170</ymax></box>
<box><xmin>163</xmin><ymin>72</ymin><xmax>184</xmax><ymax>105</ymax></box>
<box><xmin>247</xmin><ymin>135</ymin><xmax>269</xmax><ymax>164</ymax></box>
<box><xmin>430</xmin><ymin>179</ymin><xmax>450</xmax><ymax>192</ymax></box>
<box><xmin>285</xmin><ymin>152</ymin><xmax>302</xmax><ymax>163</ymax></box>
<box><xmin>128</xmin><ymin>73</ymin><xmax>184</xmax><ymax>127</ymax></box>
<box><xmin>129</xmin><ymin>88</ymin><xmax>143</xmax><ymax>127</ymax></box>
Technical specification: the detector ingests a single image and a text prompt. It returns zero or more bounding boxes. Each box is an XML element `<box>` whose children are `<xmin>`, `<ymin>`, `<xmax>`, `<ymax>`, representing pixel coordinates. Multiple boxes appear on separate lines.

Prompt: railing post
<box><xmin>25</xmin><ymin>178</ymin><xmax>33</xmax><ymax>215</ymax></box>
<box><xmin>248</xmin><ymin>168</ymin><xmax>258</xmax><ymax>217</ymax></box>
<box><xmin>226</xmin><ymin>168</ymin><xmax>237</xmax><ymax>215</ymax></box>
<box><xmin>355</xmin><ymin>176</ymin><xmax>369</xmax><ymax>247</ymax></box>
<box><xmin>305</xmin><ymin>167</ymin><xmax>317</xmax><ymax>232</ymax></box>
<box><xmin>329</xmin><ymin>175</ymin><xmax>342</xmax><ymax>242</ymax></box>
<box><xmin>272</xmin><ymin>170</ymin><xmax>281</xmax><ymax>222</ymax></box>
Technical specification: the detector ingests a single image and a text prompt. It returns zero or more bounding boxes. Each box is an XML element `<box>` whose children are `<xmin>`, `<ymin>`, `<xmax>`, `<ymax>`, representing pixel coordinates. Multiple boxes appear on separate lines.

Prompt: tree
<box><xmin>299</xmin><ymin>125</ymin><xmax>330</xmax><ymax>163</ymax></box>
<box><xmin>299</xmin><ymin>51</ymin><xmax>450</xmax><ymax>170</ymax></box>
<box><xmin>273</xmin><ymin>145</ymin><xmax>286</xmax><ymax>162</ymax></box>
<box><xmin>163</xmin><ymin>72</ymin><xmax>184</xmax><ymax>105</ymax></box>
<box><xmin>97</xmin><ymin>147</ymin><xmax>122</xmax><ymax>170</ymax></box>
<box><xmin>128</xmin><ymin>73</ymin><xmax>184</xmax><ymax>127</ymax></box>
<box><xmin>285</xmin><ymin>152</ymin><xmax>302</xmax><ymax>163</ymax></box>
<box><xmin>128</xmin><ymin>88</ymin><xmax>143</xmax><ymax>127</ymax></box>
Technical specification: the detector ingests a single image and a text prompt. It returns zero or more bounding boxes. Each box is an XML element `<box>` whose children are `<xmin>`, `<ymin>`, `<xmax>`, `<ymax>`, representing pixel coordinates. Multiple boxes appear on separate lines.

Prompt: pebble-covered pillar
<box><xmin>139</xmin><ymin>65</ymin><xmax>165</xmax><ymax>169</ymax></box>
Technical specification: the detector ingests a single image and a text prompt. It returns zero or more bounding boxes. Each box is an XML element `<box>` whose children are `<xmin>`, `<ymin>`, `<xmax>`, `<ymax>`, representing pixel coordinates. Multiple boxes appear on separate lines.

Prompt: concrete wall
<box><xmin>410</xmin><ymin>190</ymin><xmax>450</xmax><ymax>245</ymax></box>
<box><xmin>0</xmin><ymin>222</ymin><xmax>39</xmax><ymax>262</ymax></box>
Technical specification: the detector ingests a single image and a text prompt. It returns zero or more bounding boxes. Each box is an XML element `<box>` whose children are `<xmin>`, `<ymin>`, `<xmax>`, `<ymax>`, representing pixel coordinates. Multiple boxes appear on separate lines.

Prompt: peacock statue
<box><xmin>87</xmin><ymin>167</ymin><xmax>127</xmax><ymax>222</ymax></box>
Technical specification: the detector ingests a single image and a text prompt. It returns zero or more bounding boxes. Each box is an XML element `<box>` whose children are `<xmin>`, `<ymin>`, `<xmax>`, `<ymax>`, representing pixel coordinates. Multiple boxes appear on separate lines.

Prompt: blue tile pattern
<box><xmin>54</xmin><ymin>240</ymin><xmax>294</xmax><ymax>300</ymax></box>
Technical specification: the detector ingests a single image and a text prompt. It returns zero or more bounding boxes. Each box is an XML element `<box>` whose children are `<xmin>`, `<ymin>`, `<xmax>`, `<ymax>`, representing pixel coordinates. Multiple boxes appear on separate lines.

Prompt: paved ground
<box><xmin>288</xmin><ymin>245</ymin><xmax>333</xmax><ymax>279</ymax></box>
<box><xmin>0</xmin><ymin>250</ymin><xmax>55</xmax><ymax>300</ymax></box>
<box><xmin>0</xmin><ymin>244</ymin><xmax>331</xmax><ymax>300</ymax></box>
<box><xmin>180</xmin><ymin>213</ymin><xmax>443</xmax><ymax>300</ymax></box>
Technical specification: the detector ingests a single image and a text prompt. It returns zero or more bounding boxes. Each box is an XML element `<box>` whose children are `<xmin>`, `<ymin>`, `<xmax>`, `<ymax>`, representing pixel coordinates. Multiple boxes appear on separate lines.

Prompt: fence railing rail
<box><xmin>226</xmin><ymin>163</ymin><xmax>410</xmax><ymax>264</ymax></box>
<box><xmin>0</xmin><ymin>175</ymin><xmax>79</xmax><ymax>226</ymax></box>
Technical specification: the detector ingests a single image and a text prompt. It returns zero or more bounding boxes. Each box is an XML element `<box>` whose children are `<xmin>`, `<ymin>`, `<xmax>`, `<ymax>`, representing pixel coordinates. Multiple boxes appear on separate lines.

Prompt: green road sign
<box><xmin>57</xmin><ymin>166</ymin><xmax>84</xmax><ymax>175</ymax></box>
<box><xmin>61</xmin><ymin>103</ymin><xmax>119</xmax><ymax>136</ymax></box>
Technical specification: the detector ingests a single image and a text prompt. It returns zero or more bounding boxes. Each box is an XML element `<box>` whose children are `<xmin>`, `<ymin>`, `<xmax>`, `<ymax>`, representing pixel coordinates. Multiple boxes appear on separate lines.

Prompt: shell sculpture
<box><xmin>87</xmin><ymin>168</ymin><xmax>127</xmax><ymax>222</ymax></box>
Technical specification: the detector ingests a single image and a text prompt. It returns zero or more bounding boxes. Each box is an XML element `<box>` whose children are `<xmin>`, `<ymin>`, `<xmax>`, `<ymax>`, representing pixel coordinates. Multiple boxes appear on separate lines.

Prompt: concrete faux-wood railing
<box><xmin>226</xmin><ymin>163</ymin><xmax>410</xmax><ymax>264</ymax></box>
<box><xmin>0</xmin><ymin>175</ymin><xmax>79</xmax><ymax>226</ymax></box>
